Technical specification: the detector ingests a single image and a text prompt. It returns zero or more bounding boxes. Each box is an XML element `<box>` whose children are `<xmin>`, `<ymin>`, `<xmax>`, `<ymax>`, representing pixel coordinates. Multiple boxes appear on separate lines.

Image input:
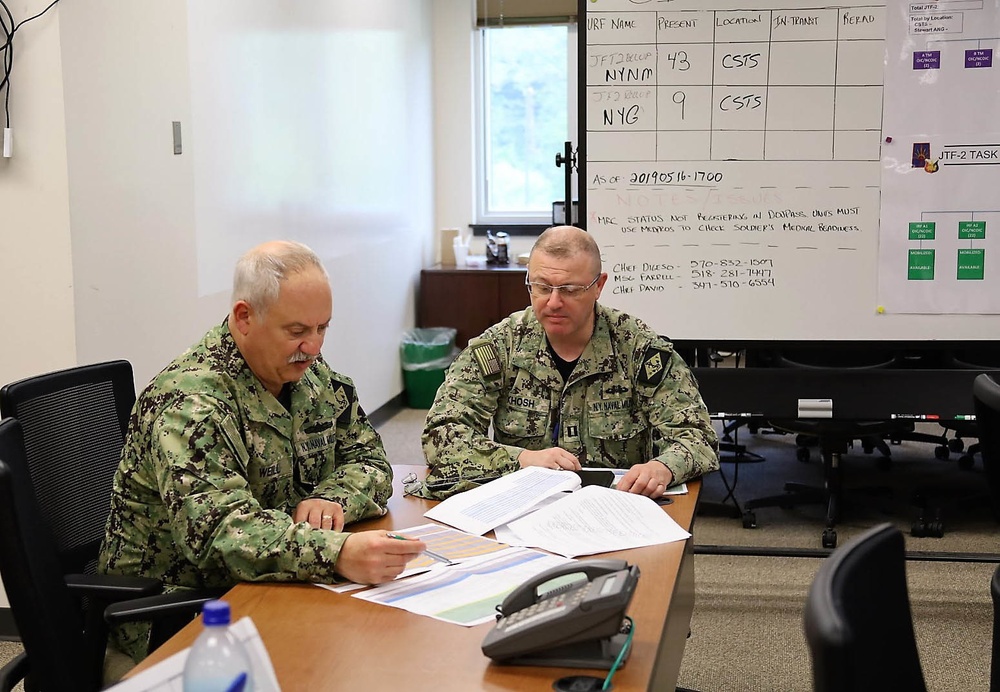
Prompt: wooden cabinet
<box><xmin>419</xmin><ymin>265</ymin><xmax>529</xmax><ymax>348</ymax></box>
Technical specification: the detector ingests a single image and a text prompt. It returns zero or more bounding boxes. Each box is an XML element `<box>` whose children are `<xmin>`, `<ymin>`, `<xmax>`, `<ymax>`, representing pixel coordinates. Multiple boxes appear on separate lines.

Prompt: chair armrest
<box><xmin>104</xmin><ymin>588</ymin><xmax>226</xmax><ymax>625</ymax></box>
<box><xmin>106</xmin><ymin>587</ymin><xmax>228</xmax><ymax>651</ymax></box>
<box><xmin>65</xmin><ymin>573</ymin><xmax>164</xmax><ymax>601</ymax></box>
<box><xmin>0</xmin><ymin>652</ymin><xmax>29</xmax><ymax>692</ymax></box>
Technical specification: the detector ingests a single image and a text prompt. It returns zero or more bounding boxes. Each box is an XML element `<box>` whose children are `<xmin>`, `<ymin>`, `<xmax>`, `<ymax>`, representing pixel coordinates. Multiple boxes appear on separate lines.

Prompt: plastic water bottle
<box><xmin>182</xmin><ymin>600</ymin><xmax>253</xmax><ymax>692</ymax></box>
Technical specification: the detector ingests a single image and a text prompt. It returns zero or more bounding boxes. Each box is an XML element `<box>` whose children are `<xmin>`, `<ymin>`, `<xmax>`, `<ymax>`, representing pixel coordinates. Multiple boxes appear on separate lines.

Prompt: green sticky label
<box><xmin>908</xmin><ymin>221</ymin><xmax>935</xmax><ymax>240</ymax></box>
<box><xmin>958</xmin><ymin>221</ymin><xmax>986</xmax><ymax>240</ymax></box>
<box><xmin>957</xmin><ymin>248</ymin><xmax>985</xmax><ymax>280</ymax></box>
<box><xmin>908</xmin><ymin>249</ymin><xmax>935</xmax><ymax>280</ymax></box>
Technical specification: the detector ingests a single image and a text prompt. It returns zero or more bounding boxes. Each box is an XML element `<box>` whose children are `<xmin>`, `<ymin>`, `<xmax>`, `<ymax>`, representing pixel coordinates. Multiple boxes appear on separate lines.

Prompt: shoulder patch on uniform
<box><xmin>335</xmin><ymin>383</ymin><xmax>355</xmax><ymax>426</ymax></box>
<box><xmin>471</xmin><ymin>343</ymin><xmax>502</xmax><ymax>379</ymax></box>
<box><xmin>638</xmin><ymin>346</ymin><xmax>670</xmax><ymax>386</ymax></box>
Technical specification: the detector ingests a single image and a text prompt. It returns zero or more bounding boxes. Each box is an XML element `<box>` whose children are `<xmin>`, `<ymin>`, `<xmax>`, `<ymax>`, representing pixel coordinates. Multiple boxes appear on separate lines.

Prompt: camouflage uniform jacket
<box><xmin>421</xmin><ymin>304</ymin><xmax>719</xmax><ymax>498</ymax></box>
<box><xmin>99</xmin><ymin>321</ymin><xmax>391</xmax><ymax>661</ymax></box>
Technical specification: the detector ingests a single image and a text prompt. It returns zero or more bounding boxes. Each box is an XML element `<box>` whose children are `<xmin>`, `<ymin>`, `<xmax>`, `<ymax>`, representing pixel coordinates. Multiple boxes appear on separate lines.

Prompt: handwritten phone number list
<box><xmin>610</xmin><ymin>258</ymin><xmax>778</xmax><ymax>293</ymax></box>
<box><xmin>690</xmin><ymin>258</ymin><xmax>776</xmax><ymax>288</ymax></box>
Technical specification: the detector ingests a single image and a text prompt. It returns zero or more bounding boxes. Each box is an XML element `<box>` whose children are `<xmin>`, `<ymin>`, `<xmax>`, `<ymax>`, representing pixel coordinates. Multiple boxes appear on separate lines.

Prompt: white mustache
<box><xmin>287</xmin><ymin>352</ymin><xmax>314</xmax><ymax>364</ymax></box>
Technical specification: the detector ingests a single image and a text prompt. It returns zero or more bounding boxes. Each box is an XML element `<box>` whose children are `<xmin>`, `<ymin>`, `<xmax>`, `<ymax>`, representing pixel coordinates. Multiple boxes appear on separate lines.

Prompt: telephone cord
<box><xmin>602</xmin><ymin>615</ymin><xmax>634</xmax><ymax>690</ymax></box>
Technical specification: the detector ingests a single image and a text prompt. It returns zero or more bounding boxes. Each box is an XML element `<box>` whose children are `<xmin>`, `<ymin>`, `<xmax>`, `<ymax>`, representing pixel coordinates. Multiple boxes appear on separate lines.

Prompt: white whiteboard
<box><xmin>581</xmin><ymin>0</ymin><xmax>1000</xmax><ymax>341</ymax></box>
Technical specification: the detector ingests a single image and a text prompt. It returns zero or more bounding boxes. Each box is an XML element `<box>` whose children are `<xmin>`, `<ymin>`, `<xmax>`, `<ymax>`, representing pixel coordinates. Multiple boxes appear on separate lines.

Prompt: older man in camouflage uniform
<box><xmin>99</xmin><ymin>240</ymin><xmax>424</xmax><ymax>662</ymax></box>
<box><xmin>422</xmin><ymin>226</ymin><xmax>719</xmax><ymax>499</ymax></box>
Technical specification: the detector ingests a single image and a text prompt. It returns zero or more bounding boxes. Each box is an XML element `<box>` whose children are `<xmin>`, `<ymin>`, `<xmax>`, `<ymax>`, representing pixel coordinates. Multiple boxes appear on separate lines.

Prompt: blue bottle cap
<box><xmin>201</xmin><ymin>600</ymin><xmax>231</xmax><ymax>626</ymax></box>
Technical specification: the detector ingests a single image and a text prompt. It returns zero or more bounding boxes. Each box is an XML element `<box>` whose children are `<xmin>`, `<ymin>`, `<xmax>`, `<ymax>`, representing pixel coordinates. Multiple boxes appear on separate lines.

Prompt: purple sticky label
<box><xmin>965</xmin><ymin>49</ymin><xmax>993</xmax><ymax>68</ymax></box>
<box><xmin>913</xmin><ymin>51</ymin><xmax>941</xmax><ymax>70</ymax></box>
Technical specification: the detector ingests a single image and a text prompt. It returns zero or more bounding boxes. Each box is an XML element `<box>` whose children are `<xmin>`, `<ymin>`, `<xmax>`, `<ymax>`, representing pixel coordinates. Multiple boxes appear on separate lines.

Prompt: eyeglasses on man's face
<box><xmin>525</xmin><ymin>274</ymin><xmax>601</xmax><ymax>298</ymax></box>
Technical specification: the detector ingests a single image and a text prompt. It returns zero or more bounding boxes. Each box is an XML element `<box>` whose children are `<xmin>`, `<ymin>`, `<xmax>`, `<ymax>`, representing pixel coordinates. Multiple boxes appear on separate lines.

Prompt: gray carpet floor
<box><xmin>2</xmin><ymin>410</ymin><xmax>994</xmax><ymax>691</ymax></box>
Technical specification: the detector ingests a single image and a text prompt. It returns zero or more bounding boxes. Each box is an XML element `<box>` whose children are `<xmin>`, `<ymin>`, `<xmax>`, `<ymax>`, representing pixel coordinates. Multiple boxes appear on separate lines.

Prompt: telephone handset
<box><xmin>481</xmin><ymin>558</ymin><xmax>640</xmax><ymax>669</ymax></box>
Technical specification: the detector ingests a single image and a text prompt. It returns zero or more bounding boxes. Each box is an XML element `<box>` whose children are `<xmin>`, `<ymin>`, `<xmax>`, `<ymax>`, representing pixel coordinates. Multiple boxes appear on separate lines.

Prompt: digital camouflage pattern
<box><xmin>98</xmin><ymin>321</ymin><xmax>391</xmax><ymax>661</ymax></box>
<box><xmin>421</xmin><ymin>304</ymin><xmax>719</xmax><ymax>498</ymax></box>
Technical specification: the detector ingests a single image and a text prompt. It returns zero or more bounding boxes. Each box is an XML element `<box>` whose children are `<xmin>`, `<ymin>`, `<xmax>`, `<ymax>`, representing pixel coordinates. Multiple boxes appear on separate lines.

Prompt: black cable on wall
<box><xmin>1</xmin><ymin>0</ymin><xmax>61</xmax><ymax>156</ymax></box>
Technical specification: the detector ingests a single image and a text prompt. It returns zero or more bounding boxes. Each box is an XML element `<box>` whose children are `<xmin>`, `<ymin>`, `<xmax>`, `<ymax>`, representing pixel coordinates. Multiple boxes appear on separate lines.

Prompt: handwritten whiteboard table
<box><xmin>128</xmin><ymin>466</ymin><xmax>700</xmax><ymax>691</ymax></box>
<box><xmin>581</xmin><ymin>1</ymin><xmax>1000</xmax><ymax>342</ymax></box>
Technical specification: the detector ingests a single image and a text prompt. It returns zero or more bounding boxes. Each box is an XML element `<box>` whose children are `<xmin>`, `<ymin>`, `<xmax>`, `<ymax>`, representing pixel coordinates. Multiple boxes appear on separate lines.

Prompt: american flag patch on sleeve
<box><xmin>471</xmin><ymin>343</ymin><xmax>502</xmax><ymax>378</ymax></box>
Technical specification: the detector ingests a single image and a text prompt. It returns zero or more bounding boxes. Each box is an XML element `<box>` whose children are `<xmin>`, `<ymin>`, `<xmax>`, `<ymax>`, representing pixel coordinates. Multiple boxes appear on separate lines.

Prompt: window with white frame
<box><xmin>476</xmin><ymin>23</ymin><xmax>578</xmax><ymax>225</ymax></box>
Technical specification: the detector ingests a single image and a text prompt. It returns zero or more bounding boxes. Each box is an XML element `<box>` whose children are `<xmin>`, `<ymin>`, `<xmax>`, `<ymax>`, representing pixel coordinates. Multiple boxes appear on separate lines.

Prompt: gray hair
<box><xmin>232</xmin><ymin>240</ymin><xmax>328</xmax><ymax>315</ymax></box>
<box><xmin>530</xmin><ymin>225</ymin><xmax>602</xmax><ymax>275</ymax></box>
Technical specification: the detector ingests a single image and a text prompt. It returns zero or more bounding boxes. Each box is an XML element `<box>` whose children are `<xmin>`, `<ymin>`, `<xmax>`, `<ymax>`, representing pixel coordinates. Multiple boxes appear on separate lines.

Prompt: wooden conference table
<box><xmin>130</xmin><ymin>466</ymin><xmax>701</xmax><ymax>691</ymax></box>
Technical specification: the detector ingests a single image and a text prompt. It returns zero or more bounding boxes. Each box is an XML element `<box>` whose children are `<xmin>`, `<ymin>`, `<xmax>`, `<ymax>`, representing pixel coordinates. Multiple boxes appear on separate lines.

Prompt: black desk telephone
<box><xmin>481</xmin><ymin>558</ymin><xmax>640</xmax><ymax>669</ymax></box>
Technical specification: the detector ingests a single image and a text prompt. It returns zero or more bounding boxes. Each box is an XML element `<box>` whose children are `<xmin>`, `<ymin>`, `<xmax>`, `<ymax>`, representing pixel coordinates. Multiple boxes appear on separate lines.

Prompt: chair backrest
<box><xmin>0</xmin><ymin>360</ymin><xmax>135</xmax><ymax>575</ymax></box>
<box><xmin>973</xmin><ymin>373</ymin><xmax>1000</xmax><ymax>521</ymax></box>
<box><xmin>769</xmin><ymin>347</ymin><xmax>900</xmax><ymax>370</ymax></box>
<box><xmin>947</xmin><ymin>347</ymin><xmax>1000</xmax><ymax>369</ymax></box>
<box><xmin>0</xmin><ymin>418</ymin><xmax>101</xmax><ymax>691</ymax></box>
<box><xmin>803</xmin><ymin>522</ymin><xmax>927</xmax><ymax>692</ymax></box>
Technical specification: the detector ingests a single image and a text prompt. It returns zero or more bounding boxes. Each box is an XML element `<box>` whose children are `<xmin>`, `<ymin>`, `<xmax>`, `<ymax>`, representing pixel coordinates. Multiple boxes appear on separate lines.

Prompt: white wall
<box><xmin>0</xmin><ymin>2</ymin><xmax>76</xmax><ymax>389</ymax></box>
<box><xmin>432</xmin><ymin>0</ymin><xmax>476</xmax><ymax>258</ymax></box>
<box><xmin>59</xmin><ymin>0</ymin><xmax>203</xmax><ymax>391</ymax></box>
<box><xmin>0</xmin><ymin>0</ymin><xmax>77</xmax><ymax>613</ymax></box>
<box><xmin>1</xmin><ymin>0</ymin><xmax>471</xmax><ymax>394</ymax></box>
<box><xmin>57</xmin><ymin>1</ymin><xmax>436</xmax><ymax>407</ymax></box>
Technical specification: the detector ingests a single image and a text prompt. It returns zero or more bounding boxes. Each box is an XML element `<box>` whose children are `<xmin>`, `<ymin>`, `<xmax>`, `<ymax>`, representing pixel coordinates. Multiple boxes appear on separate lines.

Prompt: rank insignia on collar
<box><xmin>472</xmin><ymin>343</ymin><xmax>502</xmax><ymax>378</ymax></box>
<box><xmin>638</xmin><ymin>347</ymin><xmax>669</xmax><ymax>386</ymax></box>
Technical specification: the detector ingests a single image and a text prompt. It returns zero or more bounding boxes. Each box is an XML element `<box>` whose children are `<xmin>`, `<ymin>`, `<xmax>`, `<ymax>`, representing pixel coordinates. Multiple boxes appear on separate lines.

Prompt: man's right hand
<box><xmin>518</xmin><ymin>448</ymin><xmax>582</xmax><ymax>471</ymax></box>
<box><xmin>334</xmin><ymin>531</ymin><xmax>427</xmax><ymax>584</ymax></box>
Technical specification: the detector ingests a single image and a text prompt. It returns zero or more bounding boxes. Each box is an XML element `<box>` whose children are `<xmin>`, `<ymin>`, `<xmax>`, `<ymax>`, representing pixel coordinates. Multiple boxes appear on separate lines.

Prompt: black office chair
<box><xmin>803</xmin><ymin>522</ymin><xmax>927</xmax><ymax>692</ymax></box>
<box><xmin>0</xmin><ymin>362</ymin><xmax>221</xmax><ymax>687</ymax></box>
<box><xmin>0</xmin><ymin>418</ymin><xmax>217</xmax><ymax>691</ymax></box>
<box><xmin>0</xmin><ymin>360</ymin><xmax>136</xmax><ymax>576</ymax></box>
<box><xmin>742</xmin><ymin>348</ymin><xmax>919</xmax><ymax>548</ymax></box>
<box><xmin>942</xmin><ymin>348</ymin><xmax>1000</xmax><ymax>470</ymax></box>
<box><xmin>973</xmin><ymin>373</ymin><xmax>1000</xmax><ymax>525</ymax></box>
<box><xmin>770</xmin><ymin>348</ymin><xmax>951</xmax><ymax>462</ymax></box>
<box><xmin>907</xmin><ymin>371</ymin><xmax>1000</xmax><ymax>539</ymax></box>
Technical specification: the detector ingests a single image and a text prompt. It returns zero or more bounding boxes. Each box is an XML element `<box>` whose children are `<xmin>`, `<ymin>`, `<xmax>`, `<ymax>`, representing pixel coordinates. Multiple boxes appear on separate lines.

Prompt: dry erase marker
<box><xmin>386</xmin><ymin>532</ymin><xmax>456</xmax><ymax>566</ymax></box>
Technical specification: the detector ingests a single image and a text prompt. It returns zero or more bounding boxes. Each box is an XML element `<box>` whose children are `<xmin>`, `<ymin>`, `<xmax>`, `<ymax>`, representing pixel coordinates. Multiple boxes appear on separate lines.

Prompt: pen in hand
<box><xmin>386</xmin><ymin>532</ymin><xmax>456</xmax><ymax>566</ymax></box>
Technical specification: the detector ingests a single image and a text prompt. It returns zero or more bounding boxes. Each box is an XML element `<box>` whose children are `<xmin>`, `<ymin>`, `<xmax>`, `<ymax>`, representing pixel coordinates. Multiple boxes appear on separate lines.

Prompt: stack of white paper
<box><xmin>424</xmin><ymin>467</ymin><xmax>691</xmax><ymax>558</ymax></box>
<box><xmin>424</xmin><ymin>467</ymin><xmax>579</xmax><ymax>534</ymax></box>
<box><xmin>497</xmin><ymin>484</ymin><xmax>691</xmax><ymax>557</ymax></box>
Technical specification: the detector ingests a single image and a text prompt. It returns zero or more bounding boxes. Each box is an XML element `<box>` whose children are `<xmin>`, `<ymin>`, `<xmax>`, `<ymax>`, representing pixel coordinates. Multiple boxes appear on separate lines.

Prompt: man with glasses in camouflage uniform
<box><xmin>421</xmin><ymin>225</ymin><xmax>719</xmax><ymax>499</ymax></box>
<box><xmin>99</xmin><ymin>240</ymin><xmax>425</xmax><ymax>663</ymax></box>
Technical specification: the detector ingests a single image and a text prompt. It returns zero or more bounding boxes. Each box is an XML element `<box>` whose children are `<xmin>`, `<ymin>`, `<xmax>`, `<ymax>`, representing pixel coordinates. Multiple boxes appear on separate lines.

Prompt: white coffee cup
<box><xmin>453</xmin><ymin>245</ymin><xmax>469</xmax><ymax>266</ymax></box>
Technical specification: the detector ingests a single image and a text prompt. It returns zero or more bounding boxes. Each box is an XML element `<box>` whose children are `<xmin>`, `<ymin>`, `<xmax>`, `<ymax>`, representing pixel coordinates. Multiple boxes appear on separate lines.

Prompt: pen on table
<box><xmin>386</xmin><ymin>532</ymin><xmax>456</xmax><ymax>566</ymax></box>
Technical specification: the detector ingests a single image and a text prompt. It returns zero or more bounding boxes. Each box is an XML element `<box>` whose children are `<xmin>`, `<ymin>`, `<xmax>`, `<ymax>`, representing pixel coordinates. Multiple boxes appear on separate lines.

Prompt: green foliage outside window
<box><xmin>483</xmin><ymin>25</ymin><xmax>569</xmax><ymax>216</ymax></box>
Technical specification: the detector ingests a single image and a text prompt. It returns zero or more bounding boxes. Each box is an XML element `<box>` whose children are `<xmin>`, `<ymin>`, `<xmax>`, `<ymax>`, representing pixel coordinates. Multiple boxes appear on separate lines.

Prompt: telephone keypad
<box><xmin>502</xmin><ymin>585</ymin><xmax>591</xmax><ymax>633</ymax></box>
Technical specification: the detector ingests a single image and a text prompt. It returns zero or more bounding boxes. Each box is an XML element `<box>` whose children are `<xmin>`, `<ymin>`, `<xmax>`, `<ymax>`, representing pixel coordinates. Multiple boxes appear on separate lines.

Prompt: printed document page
<box><xmin>352</xmin><ymin>546</ymin><xmax>571</xmax><ymax>626</ymax></box>
<box><xmin>499</xmin><ymin>485</ymin><xmax>691</xmax><ymax>558</ymax></box>
<box><xmin>319</xmin><ymin>523</ymin><xmax>514</xmax><ymax>593</ymax></box>
<box><xmin>424</xmin><ymin>467</ymin><xmax>581</xmax><ymax>535</ymax></box>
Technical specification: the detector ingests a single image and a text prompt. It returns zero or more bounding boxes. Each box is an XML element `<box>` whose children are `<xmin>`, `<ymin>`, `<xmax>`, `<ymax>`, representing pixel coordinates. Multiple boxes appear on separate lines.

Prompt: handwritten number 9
<box><xmin>672</xmin><ymin>91</ymin><xmax>686</xmax><ymax>121</ymax></box>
